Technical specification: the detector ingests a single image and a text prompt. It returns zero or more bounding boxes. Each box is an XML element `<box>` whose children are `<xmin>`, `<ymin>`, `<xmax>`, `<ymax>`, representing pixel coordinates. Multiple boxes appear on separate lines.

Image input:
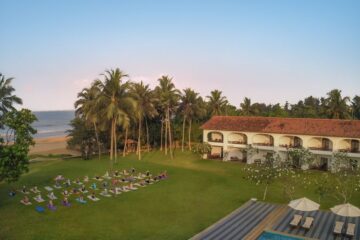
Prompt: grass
<box><xmin>0</xmin><ymin>151</ymin><xmax>359</xmax><ymax>240</ymax></box>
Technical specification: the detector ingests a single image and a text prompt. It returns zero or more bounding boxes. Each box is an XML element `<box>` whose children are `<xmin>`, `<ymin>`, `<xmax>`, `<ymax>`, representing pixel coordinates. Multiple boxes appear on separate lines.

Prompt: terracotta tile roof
<box><xmin>201</xmin><ymin>116</ymin><xmax>360</xmax><ymax>138</ymax></box>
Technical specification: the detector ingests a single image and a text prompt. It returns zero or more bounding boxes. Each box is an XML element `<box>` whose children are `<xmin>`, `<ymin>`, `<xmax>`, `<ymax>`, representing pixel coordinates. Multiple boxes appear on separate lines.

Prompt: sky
<box><xmin>0</xmin><ymin>0</ymin><xmax>359</xmax><ymax>111</ymax></box>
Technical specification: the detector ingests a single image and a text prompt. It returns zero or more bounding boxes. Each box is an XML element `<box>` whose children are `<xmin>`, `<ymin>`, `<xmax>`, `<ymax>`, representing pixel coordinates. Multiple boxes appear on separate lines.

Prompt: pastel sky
<box><xmin>1</xmin><ymin>0</ymin><xmax>359</xmax><ymax>111</ymax></box>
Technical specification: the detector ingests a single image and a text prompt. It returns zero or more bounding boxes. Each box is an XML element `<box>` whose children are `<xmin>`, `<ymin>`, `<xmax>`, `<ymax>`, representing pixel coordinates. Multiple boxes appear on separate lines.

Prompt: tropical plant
<box><xmin>74</xmin><ymin>81</ymin><xmax>102</xmax><ymax>160</ymax></box>
<box><xmin>155</xmin><ymin>76</ymin><xmax>180</xmax><ymax>159</ymax></box>
<box><xmin>240</xmin><ymin>97</ymin><xmax>252</xmax><ymax>116</ymax></box>
<box><xmin>352</xmin><ymin>95</ymin><xmax>360</xmax><ymax>119</ymax></box>
<box><xmin>96</xmin><ymin>69</ymin><xmax>135</xmax><ymax>170</ymax></box>
<box><xmin>130</xmin><ymin>81</ymin><xmax>158</xmax><ymax>160</ymax></box>
<box><xmin>178</xmin><ymin>88</ymin><xmax>205</xmax><ymax>151</ymax></box>
<box><xmin>244</xmin><ymin>153</ymin><xmax>291</xmax><ymax>200</ymax></box>
<box><xmin>67</xmin><ymin>117</ymin><xmax>96</xmax><ymax>160</ymax></box>
<box><xmin>0</xmin><ymin>109</ymin><xmax>37</xmax><ymax>183</ymax></box>
<box><xmin>206</xmin><ymin>90</ymin><xmax>228</xmax><ymax>116</ymax></box>
<box><xmin>324</xmin><ymin>89</ymin><xmax>350</xmax><ymax>119</ymax></box>
<box><xmin>0</xmin><ymin>73</ymin><xmax>22</xmax><ymax>119</ymax></box>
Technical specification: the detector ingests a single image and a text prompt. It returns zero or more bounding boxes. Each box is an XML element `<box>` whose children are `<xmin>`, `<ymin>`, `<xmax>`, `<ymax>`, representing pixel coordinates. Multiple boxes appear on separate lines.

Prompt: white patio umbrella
<box><xmin>330</xmin><ymin>203</ymin><xmax>360</xmax><ymax>217</ymax></box>
<box><xmin>288</xmin><ymin>197</ymin><xmax>320</xmax><ymax>212</ymax></box>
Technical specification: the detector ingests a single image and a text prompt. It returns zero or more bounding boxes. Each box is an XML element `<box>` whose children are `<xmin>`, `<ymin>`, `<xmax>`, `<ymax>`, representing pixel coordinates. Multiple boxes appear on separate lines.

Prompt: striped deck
<box><xmin>191</xmin><ymin>200</ymin><xmax>278</xmax><ymax>240</ymax></box>
<box><xmin>192</xmin><ymin>200</ymin><xmax>360</xmax><ymax>240</ymax></box>
<box><xmin>273</xmin><ymin>208</ymin><xmax>360</xmax><ymax>240</ymax></box>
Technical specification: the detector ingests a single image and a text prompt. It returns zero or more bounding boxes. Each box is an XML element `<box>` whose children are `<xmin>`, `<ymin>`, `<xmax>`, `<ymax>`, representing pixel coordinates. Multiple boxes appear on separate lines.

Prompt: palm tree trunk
<box><xmin>114</xmin><ymin>120</ymin><xmax>117</xmax><ymax>164</ymax></box>
<box><xmin>110</xmin><ymin>119</ymin><xmax>114</xmax><ymax>171</ymax></box>
<box><xmin>168</xmin><ymin>107</ymin><xmax>173</xmax><ymax>159</ymax></box>
<box><xmin>181</xmin><ymin>115</ymin><xmax>186</xmax><ymax>152</ymax></box>
<box><xmin>138</xmin><ymin>116</ymin><xmax>142</xmax><ymax>160</ymax></box>
<box><xmin>145</xmin><ymin>117</ymin><xmax>150</xmax><ymax>152</ymax></box>
<box><xmin>160</xmin><ymin>117</ymin><xmax>163</xmax><ymax>151</ymax></box>
<box><xmin>123</xmin><ymin>127</ymin><xmax>128</xmax><ymax>157</ymax></box>
<box><xmin>165</xmin><ymin>115</ymin><xmax>168</xmax><ymax>155</ymax></box>
<box><xmin>93</xmin><ymin>122</ymin><xmax>101</xmax><ymax>161</ymax></box>
<box><xmin>188</xmin><ymin>118</ymin><xmax>192</xmax><ymax>150</ymax></box>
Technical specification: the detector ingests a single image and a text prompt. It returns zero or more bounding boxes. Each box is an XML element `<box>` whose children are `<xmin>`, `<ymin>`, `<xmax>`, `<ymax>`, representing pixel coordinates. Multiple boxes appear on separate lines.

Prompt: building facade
<box><xmin>201</xmin><ymin>116</ymin><xmax>360</xmax><ymax>171</ymax></box>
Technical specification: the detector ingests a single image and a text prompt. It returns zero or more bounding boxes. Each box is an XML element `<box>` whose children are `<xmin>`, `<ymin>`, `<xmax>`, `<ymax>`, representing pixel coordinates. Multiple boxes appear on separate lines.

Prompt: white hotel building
<box><xmin>201</xmin><ymin>116</ymin><xmax>360</xmax><ymax>170</ymax></box>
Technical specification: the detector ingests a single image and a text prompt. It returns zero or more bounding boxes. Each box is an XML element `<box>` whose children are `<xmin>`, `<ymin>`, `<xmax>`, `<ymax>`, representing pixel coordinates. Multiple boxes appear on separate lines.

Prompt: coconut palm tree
<box><xmin>74</xmin><ymin>81</ymin><xmax>102</xmax><ymax>160</ymax></box>
<box><xmin>97</xmin><ymin>69</ymin><xmax>135</xmax><ymax>170</ymax></box>
<box><xmin>155</xmin><ymin>76</ymin><xmax>180</xmax><ymax>159</ymax></box>
<box><xmin>179</xmin><ymin>88</ymin><xmax>205</xmax><ymax>151</ymax></box>
<box><xmin>240</xmin><ymin>97</ymin><xmax>252</xmax><ymax>116</ymax></box>
<box><xmin>0</xmin><ymin>73</ymin><xmax>22</xmax><ymax>117</ymax></box>
<box><xmin>206</xmin><ymin>90</ymin><xmax>228</xmax><ymax>116</ymax></box>
<box><xmin>130</xmin><ymin>81</ymin><xmax>158</xmax><ymax>160</ymax></box>
<box><xmin>352</xmin><ymin>96</ymin><xmax>360</xmax><ymax>120</ymax></box>
<box><xmin>325</xmin><ymin>89</ymin><xmax>350</xmax><ymax>119</ymax></box>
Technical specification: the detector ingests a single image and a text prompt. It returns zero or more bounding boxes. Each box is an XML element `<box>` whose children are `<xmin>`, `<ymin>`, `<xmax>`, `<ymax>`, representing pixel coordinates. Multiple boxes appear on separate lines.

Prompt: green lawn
<box><xmin>0</xmin><ymin>151</ymin><xmax>359</xmax><ymax>240</ymax></box>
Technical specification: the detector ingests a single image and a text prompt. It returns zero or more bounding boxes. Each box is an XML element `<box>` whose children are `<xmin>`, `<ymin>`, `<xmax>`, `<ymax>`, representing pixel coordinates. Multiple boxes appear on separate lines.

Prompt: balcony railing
<box><xmin>208</xmin><ymin>139</ymin><xmax>223</xmax><ymax>143</ymax></box>
<box><xmin>279</xmin><ymin>144</ymin><xmax>302</xmax><ymax>149</ymax></box>
<box><xmin>339</xmin><ymin>148</ymin><xmax>360</xmax><ymax>153</ymax></box>
<box><xmin>308</xmin><ymin>147</ymin><xmax>332</xmax><ymax>151</ymax></box>
<box><xmin>253</xmin><ymin>142</ymin><xmax>274</xmax><ymax>147</ymax></box>
<box><xmin>228</xmin><ymin>140</ymin><xmax>247</xmax><ymax>144</ymax></box>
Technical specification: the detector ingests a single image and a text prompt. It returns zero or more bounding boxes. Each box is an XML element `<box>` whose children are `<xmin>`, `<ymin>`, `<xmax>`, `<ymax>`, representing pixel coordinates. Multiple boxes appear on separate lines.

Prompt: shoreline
<box><xmin>30</xmin><ymin>135</ymin><xmax>79</xmax><ymax>156</ymax></box>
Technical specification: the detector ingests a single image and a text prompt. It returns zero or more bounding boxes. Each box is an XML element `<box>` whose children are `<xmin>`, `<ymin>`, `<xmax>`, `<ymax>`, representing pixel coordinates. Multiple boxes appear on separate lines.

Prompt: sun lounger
<box><xmin>290</xmin><ymin>214</ymin><xmax>302</xmax><ymax>227</ymax></box>
<box><xmin>44</xmin><ymin>186</ymin><xmax>53</xmax><ymax>191</ymax></box>
<box><xmin>346</xmin><ymin>223</ymin><xmax>355</xmax><ymax>237</ymax></box>
<box><xmin>333</xmin><ymin>221</ymin><xmax>344</xmax><ymax>235</ymax></box>
<box><xmin>301</xmin><ymin>217</ymin><xmax>314</xmax><ymax>230</ymax></box>
<box><xmin>87</xmin><ymin>195</ymin><xmax>100</xmax><ymax>201</ymax></box>
<box><xmin>20</xmin><ymin>200</ymin><xmax>32</xmax><ymax>205</ymax></box>
<box><xmin>53</xmin><ymin>184</ymin><xmax>62</xmax><ymax>189</ymax></box>
<box><xmin>73</xmin><ymin>181</ymin><xmax>83</xmax><ymax>185</ymax></box>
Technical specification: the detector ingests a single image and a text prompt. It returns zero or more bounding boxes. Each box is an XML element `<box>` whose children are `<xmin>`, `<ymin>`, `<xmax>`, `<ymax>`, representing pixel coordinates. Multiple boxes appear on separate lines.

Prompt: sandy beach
<box><xmin>30</xmin><ymin>136</ymin><xmax>79</xmax><ymax>156</ymax></box>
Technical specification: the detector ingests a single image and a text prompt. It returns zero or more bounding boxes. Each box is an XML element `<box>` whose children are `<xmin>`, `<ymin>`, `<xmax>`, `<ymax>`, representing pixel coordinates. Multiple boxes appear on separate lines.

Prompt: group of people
<box><xmin>14</xmin><ymin>168</ymin><xmax>168</xmax><ymax>212</ymax></box>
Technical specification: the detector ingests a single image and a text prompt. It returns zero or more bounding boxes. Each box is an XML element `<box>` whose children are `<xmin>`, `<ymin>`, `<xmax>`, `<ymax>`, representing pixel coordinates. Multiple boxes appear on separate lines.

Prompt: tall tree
<box><xmin>155</xmin><ymin>76</ymin><xmax>180</xmax><ymax>159</ymax></box>
<box><xmin>130</xmin><ymin>81</ymin><xmax>158</xmax><ymax>160</ymax></box>
<box><xmin>240</xmin><ymin>97</ymin><xmax>252</xmax><ymax>116</ymax></box>
<box><xmin>206</xmin><ymin>90</ymin><xmax>228</xmax><ymax>116</ymax></box>
<box><xmin>0</xmin><ymin>73</ymin><xmax>22</xmax><ymax>118</ymax></box>
<box><xmin>74</xmin><ymin>81</ymin><xmax>102</xmax><ymax>160</ymax></box>
<box><xmin>179</xmin><ymin>88</ymin><xmax>205</xmax><ymax>151</ymax></box>
<box><xmin>325</xmin><ymin>89</ymin><xmax>350</xmax><ymax>119</ymax></box>
<box><xmin>352</xmin><ymin>95</ymin><xmax>360</xmax><ymax>120</ymax></box>
<box><xmin>97</xmin><ymin>69</ymin><xmax>135</xmax><ymax>171</ymax></box>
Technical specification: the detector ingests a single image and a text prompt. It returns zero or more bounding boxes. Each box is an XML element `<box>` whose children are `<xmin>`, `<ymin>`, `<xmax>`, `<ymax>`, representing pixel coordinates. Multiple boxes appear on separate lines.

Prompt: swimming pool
<box><xmin>258</xmin><ymin>231</ymin><xmax>304</xmax><ymax>240</ymax></box>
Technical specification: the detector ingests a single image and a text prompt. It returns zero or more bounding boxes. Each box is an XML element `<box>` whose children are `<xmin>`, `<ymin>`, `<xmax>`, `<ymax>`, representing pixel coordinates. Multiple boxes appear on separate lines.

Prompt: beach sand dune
<box><xmin>30</xmin><ymin>136</ymin><xmax>79</xmax><ymax>156</ymax></box>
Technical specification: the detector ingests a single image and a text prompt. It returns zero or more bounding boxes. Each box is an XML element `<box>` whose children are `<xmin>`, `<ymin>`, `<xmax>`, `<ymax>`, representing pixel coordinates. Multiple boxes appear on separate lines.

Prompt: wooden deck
<box><xmin>243</xmin><ymin>204</ymin><xmax>288</xmax><ymax>240</ymax></box>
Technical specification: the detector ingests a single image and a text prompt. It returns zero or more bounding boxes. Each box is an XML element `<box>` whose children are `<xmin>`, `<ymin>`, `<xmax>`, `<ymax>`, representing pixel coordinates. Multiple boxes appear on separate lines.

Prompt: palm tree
<box><xmin>0</xmin><ymin>73</ymin><xmax>22</xmax><ymax>117</ymax></box>
<box><xmin>97</xmin><ymin>68</ymin><xmax>135</xmax><ymax>171</ymax></box>
<box><xmin>74</xmin><ymin>81</ymin><xmax>102</xmax><ymax>160</ymax></box>
<box><xmin>206</xmin><ymin>90</ymin><xmax>228</xmax><ymax>116</ymax></box>
<box><xmin>155</xmin><ymin>76</ymin><xmax>180</xmax><ymax>159</ymax></box>
<box><xmin>325</xmin><ymin>89</ymin><xmax>350</xmax><ymax>119</ymax></box>
<box><xmin>240</xmin><ymin>97</ymin><xmax>252</xmax><ymax>116</ymax></box>
<box><xmin>130</xmin><ymin>81</ymin><xmax>158</xmax><ymax>160</ymax></box>
<box><xmin>352</xmin><ymin>96</ymin><xmax>360</xmax><ymax>120</ymax></box>
<box><xmin>179</xmin><ymin>88</ymin><xmax>205</xmax><ymax>151</ymax></box>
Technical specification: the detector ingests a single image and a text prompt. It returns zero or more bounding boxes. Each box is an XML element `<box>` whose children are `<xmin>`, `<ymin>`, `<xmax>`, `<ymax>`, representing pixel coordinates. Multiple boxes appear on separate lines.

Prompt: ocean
<box><xmin>32</xmin><ymin>110</ymin><xmax>75</xmax><ymax>138</ymax></box>
<box><xmin>1</xmin><ymin>110</ymin><xmax>75</xmax><ymax>139</ymax></box>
